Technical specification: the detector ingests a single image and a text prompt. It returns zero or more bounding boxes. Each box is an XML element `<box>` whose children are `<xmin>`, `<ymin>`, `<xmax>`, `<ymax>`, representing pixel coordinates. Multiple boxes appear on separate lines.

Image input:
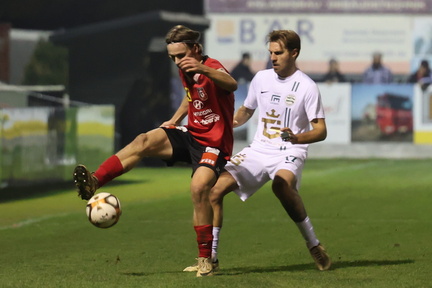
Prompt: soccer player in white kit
<box><xmin>184</xmin><ymin>29</ymin><xmax>331</xmax><ymax>272</ymax></box>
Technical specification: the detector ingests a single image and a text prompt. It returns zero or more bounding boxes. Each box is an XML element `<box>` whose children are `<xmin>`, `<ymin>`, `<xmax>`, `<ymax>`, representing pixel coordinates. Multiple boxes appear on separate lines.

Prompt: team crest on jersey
<box><xmin>285</xmin><ymin>94</ymin><xmax>296</xmax><ymax>106</ymax></box>
<box><xmin>196</xmin><ymin>87</ymin><xmax>208</xmax><ymax>101</ymax></box>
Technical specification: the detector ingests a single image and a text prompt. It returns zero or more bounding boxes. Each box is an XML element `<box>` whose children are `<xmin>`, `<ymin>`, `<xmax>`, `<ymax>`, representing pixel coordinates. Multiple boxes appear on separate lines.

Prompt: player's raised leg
<box><xmin>73</xmin><ymin>127</ymin><xmax>172</xmax><ymax>200</ymax></box>
<box><xmin>73</xmin><ymin>164</ymin><xmax>99</xmax><ymax>200</ymax></box>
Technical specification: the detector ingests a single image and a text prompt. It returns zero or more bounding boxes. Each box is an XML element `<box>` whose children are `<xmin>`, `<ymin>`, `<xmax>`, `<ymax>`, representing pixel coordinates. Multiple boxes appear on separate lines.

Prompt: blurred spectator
<box><xmin>362</xmin><ymin>52</ymin><xmax>393</xmax><ymax>84</ymax></box>
<box><xmin>320</xmin><ymin>58</ymin><xmax>346</xmax><ymax>83</ymax></box>
<box><xmin>231</xmin><ymin>52</ymin><xmax>255</xmax><ymax>84</ymax></box>
<box><xmin>408</xmin><ymin>59</ymin><xmax>432</xmax><ymax>91</ymax></box>
<box><xmin>265</xmin><ymin>55</ymin><xmax>272</xmax><ymax>69</ymax></box>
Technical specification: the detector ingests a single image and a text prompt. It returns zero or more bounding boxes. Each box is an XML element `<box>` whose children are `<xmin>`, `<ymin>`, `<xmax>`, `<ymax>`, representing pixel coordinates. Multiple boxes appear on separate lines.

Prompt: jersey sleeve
<box><xmin>206</xmin><ymin>57</ymin><xmax>229</xmax><ymax>73</ymax></box>
<box><xmin>243</xmin><ymin>71</ymin><xmax>260</xmax><ymax>110</ymax></box>
<box><xmin>304</xmin><ymin>82</ymin><xmax>325</xmax><ymax>121</ymax></box>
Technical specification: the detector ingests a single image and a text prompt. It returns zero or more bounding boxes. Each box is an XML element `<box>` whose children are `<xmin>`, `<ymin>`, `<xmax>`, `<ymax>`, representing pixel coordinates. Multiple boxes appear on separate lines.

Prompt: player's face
<box><xmin>268</xmin><ymin>41</ymin><xmax>298</xmax><ymax>78</ymax></box>
<box><xmin>167</xmin><ymin>42</ymin><xmax>194</xmax><ymax>65</ymax></box>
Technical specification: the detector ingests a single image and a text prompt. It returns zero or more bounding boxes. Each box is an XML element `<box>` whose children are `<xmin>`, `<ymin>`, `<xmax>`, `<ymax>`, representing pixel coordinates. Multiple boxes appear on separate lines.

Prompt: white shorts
<box><xmin>225</xmin><ymin>146</ymin><xmax>306</xmax><ymax>201</ymax></box>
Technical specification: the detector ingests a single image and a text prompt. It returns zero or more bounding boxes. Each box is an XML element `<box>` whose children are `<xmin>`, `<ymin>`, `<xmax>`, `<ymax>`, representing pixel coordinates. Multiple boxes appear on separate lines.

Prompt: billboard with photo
<box><xmin>317</xmin><ymin>83</ymin><xmax>351</xmax><ymax>144</ymax></box>
<box><xmin>351</xmin><ymin>84</ymin><xmax>414</xmax><ymax>142</ymax></box>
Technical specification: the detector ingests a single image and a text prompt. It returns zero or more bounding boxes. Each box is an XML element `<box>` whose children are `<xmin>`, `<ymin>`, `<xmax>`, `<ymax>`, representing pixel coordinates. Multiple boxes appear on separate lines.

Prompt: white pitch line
<box><xmin>1</xmin><ymin>213</ymin><xmax>425</xmax><ymax>230</ymax></box>
<box><xmin>0</xmin><ymin>213</ymin><xmax>72</xmax><ymax>230</ymax></box>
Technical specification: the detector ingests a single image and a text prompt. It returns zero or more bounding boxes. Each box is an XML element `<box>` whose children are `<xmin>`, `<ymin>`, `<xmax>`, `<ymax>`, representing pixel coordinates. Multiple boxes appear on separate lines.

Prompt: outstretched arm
<box><xmin>233</xmin><ymin>105</ymin><xmax>255</xmax><ymax>128</ymax></box>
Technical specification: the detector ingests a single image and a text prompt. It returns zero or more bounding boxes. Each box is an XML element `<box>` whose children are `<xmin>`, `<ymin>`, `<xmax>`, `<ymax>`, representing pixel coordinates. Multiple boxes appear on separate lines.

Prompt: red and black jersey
<box><xmin>178</xmin><ymin>56</ymin><xmax>234</xmax><ymax>159</ymax></box>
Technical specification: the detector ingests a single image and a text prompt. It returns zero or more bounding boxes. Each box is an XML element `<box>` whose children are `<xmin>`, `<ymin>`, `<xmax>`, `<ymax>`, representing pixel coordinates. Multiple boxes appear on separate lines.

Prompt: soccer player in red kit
<box><xmin>73</xmin><ymin>25</ymin><xmax>237</xmax><ymax>277</ymax></box>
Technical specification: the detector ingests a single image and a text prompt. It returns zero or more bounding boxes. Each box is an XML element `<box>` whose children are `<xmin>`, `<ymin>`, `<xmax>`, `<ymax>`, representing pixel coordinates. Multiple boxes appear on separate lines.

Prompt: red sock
<box><xmin>194</xmin><ymin>225</ymin><xmax>213</xmax><ymax>258</ymax></box>
<box><xmin>93</xmin><ymin>155</ymin><xmax>124</xmax><ymax>187</ymax></box>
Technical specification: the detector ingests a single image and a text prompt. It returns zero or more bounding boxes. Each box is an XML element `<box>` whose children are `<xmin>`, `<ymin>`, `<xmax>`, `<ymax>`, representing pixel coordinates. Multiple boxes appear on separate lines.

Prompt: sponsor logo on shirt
<box><xmin>193</xmin><ymin>108</ymin><xmax>213</xmax><ymax>117</ymax></box>
<box><xmin>266</xmin><ymin>109</ymin><xmax>280</xmax><ymax>118</ymax></box>
<box><xmin>194</xmin><ymin>113</ymin><xmax>221</xmax><ymax>125</ymax></box>
<box><xmin>271</xmin><ymin>95</ymin><xmax>281</xmax><ymax>104</ymax></box>
<box><xmin>193</xmin><ymin>100</ymin><xmax>205</xmax><ymax>110</ymax></box>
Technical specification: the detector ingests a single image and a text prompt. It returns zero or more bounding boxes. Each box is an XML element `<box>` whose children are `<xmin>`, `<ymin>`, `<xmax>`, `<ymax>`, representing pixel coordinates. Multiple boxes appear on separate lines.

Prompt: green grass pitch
<box><xmin>0</xmin><ymin>159</ymin><xmax>431</xmax><ymax>288</ymax></box>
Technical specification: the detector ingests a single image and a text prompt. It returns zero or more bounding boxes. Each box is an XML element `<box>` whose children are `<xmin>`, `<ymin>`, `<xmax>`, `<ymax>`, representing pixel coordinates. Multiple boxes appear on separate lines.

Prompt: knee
<box><xmin>272</xmin><ymin>176</ymin><xmax>295</xmax><ymax>197</ymax></box>
<box><xmin>190</xmin><ymin>182</ymin><xmax>209</xmax><ymax>203</ymax></box>
<box><xmin>209</xmin><ymin>186</ymin><xmax>224</xmax><ymax>207</ymax></box>
<box><xmin>272</xmin><ymin>175</ymin><xmax>288</xmax><ymax>190</ymax></box>
<box><xmin>127</xmin><ymin>133</ymin><xmax>149</xmax><ymax>154</ymax></box>
<box><xmin>132</xmin><ymin>133</ymin><xmax>148</xmax><ymax>148</ymax></box>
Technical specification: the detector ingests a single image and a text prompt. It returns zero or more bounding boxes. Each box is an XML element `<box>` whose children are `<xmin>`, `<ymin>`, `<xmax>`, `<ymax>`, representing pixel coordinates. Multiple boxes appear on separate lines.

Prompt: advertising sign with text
<box><xmin>205</xmin><ymin>14</ymin><xmax>411</xmax><ymax>74</ymax></box>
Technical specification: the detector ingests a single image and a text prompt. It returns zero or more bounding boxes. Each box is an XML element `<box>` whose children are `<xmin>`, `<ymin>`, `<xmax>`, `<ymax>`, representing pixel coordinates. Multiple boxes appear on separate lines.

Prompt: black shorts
<box><xmin>161</xmin><ymin>126</ymin><xmax>228</xmax><ymax>178</ymax></box>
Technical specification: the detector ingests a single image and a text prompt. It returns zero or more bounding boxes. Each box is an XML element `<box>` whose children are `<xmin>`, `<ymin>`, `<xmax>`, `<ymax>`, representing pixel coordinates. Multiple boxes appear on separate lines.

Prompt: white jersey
<box><xmin>225</xmin><ymin>69</ymin><xmax>325</xmax><ymax>201</ymax></box>
<box><xmin>244</xmin><ymin>69</ymin><xmax>325</xmax><ymax>153</ymax></box>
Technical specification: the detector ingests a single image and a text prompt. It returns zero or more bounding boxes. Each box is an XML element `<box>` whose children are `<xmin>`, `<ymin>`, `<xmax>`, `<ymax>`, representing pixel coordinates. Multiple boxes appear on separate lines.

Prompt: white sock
<box><xmin>296</xmin><ymin>216</ymin><xmax>320</xmax><ymax>249</ymax></box>
<box><xmin>211</xmin><ymin>227</ymin><xmax>221</xmax><ymax>262</ymax></box>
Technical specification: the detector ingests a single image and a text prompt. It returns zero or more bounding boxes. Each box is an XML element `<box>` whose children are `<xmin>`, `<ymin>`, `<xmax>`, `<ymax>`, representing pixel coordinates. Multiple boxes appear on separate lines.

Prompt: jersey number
<box><xmin>285</xmin><ymin>155</ymin><xmax>298</xmax><ymax>163</ymax></box>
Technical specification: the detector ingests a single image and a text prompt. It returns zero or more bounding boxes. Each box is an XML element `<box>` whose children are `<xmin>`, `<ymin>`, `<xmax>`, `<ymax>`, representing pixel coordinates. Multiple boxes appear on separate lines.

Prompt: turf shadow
<box><xmin>119</xmin><ymin>259</ymin><xmax>415</xmax><ymax>277</ymax></box>
<box><xmin>218</xmin><ymin>259</ymin><xmax>415</xmax><ymax>275</ymax></box>
<box><xmin>330</xmin><ymin>259</ymin><xmax>415</xmax><ymax>269</ymax></box>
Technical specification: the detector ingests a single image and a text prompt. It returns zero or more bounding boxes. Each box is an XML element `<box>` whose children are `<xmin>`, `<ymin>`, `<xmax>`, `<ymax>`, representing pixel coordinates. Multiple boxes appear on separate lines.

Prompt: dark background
<box><xmin>1</xmin><ymin>1</ymin><xmax>206</xmax><ymax>166</ymax></box>
<box><xmin>0</xmin><ymin>0</ymin><xmax>203</xmax><ymax>29</ymax></box>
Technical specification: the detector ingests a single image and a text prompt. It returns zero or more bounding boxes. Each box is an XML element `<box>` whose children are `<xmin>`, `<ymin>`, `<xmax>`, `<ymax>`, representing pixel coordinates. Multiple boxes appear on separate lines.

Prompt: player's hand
<box><xmin>160</xmin><ymin>120</ymin><xmax>177</xmax><ymax>128</ymax></box>
<box><xmin>233</xmin><ymin>119</ymin><xmax>239</xmax><ymax>128</ymax></box>
<box><xmin>281</xmin><ymin>128</ymin><xmax>298</xmax><ymax>144</ymax></box>
<box><xmin>177</xmin><ymin>57</ymin><xmax>203</xmax><ymax>74</ymax></box>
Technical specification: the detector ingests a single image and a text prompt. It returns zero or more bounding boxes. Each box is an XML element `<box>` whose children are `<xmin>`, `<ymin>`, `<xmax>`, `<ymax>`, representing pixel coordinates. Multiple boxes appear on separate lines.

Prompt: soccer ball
<box><xmin>86</xmin><ymin>192</ymin><xmax>122</xmax><ymax>228</ymax></box>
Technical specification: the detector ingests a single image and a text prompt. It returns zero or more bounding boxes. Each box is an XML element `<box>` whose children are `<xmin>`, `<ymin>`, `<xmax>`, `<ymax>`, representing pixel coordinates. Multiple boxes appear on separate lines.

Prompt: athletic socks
<box><xmin>296</xmin><ymin>216</ymin><xmax>320</xmax><ymax>249</ymax></box>
<box><xmin>93</xmin><ymin>155</ymin><xmax>124</xmax><ymax>187</ymax></box>
<box><xmin>211</xmin><ymin>226</ymin><xmax>221</xmax><ymax>261</ymax></box>
<box><xmin>194</xmin><ymin>225</ymin><xmax>213</xmax><ymax>258</ymax></box>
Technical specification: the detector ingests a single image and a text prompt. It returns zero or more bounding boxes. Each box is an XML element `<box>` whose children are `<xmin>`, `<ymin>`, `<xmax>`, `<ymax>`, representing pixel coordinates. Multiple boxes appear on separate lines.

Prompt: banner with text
<box><xmin>205</xmin><ymin>0</ymin><xmax>432</xmax><ymax>14</ymax></box>
<box><xmin>205</xmin><ymin>14</ymin><xmax>412</xmax><ymax>75</ymax></box>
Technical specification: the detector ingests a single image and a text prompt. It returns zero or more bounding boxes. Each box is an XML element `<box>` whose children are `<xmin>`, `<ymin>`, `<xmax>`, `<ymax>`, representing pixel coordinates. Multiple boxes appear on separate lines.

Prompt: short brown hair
<box><xmin>267</xmin><ymin>30</ymin><xmax>301</xmax><ymax>57</ymax></box>
<box><xmin>165</xmin><ymin>25</ymin><xmax>203</xmax><ymax>53</ymax></box>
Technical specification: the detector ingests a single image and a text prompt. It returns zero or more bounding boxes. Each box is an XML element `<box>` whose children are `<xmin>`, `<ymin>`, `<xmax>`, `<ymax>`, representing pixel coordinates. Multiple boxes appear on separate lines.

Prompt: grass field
<box><xmin>0</xmin><ymin>159</ymin><xmax>431</xmax><ymax>288</ymax></box>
